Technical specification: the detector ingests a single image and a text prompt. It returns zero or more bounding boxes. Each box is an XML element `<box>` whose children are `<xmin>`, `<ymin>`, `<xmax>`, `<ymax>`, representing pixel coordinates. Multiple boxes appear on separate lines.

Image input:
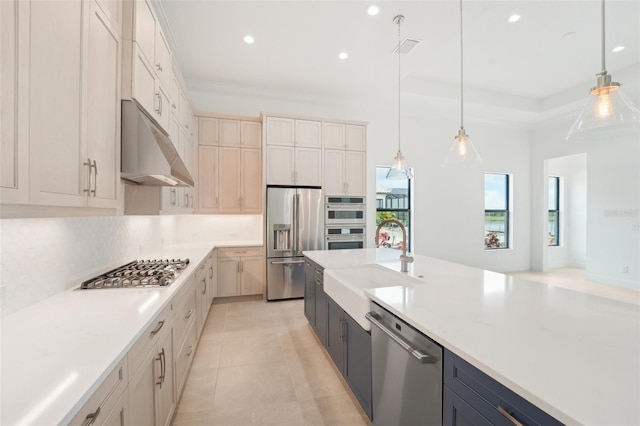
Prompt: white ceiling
<box><xmin>158</xmin><ymin>1</ymin><xmax>640</xmax><ymax>122</ymax></box>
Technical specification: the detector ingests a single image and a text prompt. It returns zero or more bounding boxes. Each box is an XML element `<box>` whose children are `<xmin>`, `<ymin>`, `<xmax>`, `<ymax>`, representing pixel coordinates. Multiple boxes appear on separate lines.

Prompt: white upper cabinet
<box><xmin>266</xmin><ymin>117</ymin><xmax>294</xmax><ymax>146</ymax></box>
<box><xmin>324</xmin><ymin>122</ymin><xmax>366</xmax><ymax>152</ymax></box>
<box><xmin>323</xmin><ymin>122</ymin><xmax>346</xmax><ymax>149</ymax></box>
<box><xmin>265</xmin><ymin>116</ymin><xmax>322</xmax><ymax>186</ymax></box>
<box><xmin>154</xmin><ymin>26</ymin><xmax>172</xmax><ymax>89</ymax></box>
<box><xmin>123</xmin><ymin>0</ymin><xmax>173</xmax><ymax>133</ymax></box>
<box><xmin>1</xmin><ymin>0</ymin><xmax>122</xmax><ymax>213</ymax></box>
<box><xmin>241</xmin><ymin>121</ymin><xmax>262</xmax><ymax>148</ymax></box>
<box><xmin>323</xmin><ymin>122</ymin><xmax>366</xmax><ymax>196</ymax></box>
<box><xmin>219</xmin><ymin>119</ymin><xmax>241</xmax><ymax>147</ymax></box>
<box><xmin>294</xmin><ymin>120</ymin><xmax>322</xmax><ymax>148</ymax></box>
<box><xmin>199</xmin><ymin>117</ymin><xmax>219</xmax><ymax>146</ymax></box>
<box><xmin>345</xmin><ymin>125</ymin><xmax>366</xmax><ymax>151</ymax></box>
<box><xmin>197</xmin><ymin>116</ymin><xmax>262</xmax><ymax>214</ymax></box>
<box><xmin>86</xmin><ymin>1</ymin><xmax>121</xmax><ymax>208</ymax></box>
<box><xmin>1</xmin><ymin>0</ymin><xmax>28</xmax><ymax>204</ymax></box>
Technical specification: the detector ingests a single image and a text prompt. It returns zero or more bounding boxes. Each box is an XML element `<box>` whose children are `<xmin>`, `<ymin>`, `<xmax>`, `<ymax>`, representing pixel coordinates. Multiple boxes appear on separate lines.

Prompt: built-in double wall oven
<box><xmin>325</xmin><ymin>196</ymin><xmax>366</xmax><ymax>250</ymax></box>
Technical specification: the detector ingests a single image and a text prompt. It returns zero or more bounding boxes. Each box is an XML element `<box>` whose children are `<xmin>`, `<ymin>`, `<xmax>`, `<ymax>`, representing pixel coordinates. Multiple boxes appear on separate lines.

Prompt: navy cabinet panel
<box><xmin>444</xmin><ymin>349</ymin><xmax>562</xmax><ymax>426</ymax></box>
<box><xmin>314</xmin><ymin>283</ymin><xmax>328</xmax><ymax>346</ymax></box>
<box><xmin>344</xmin><ymin>312</ymin><xmax>372</xmax><ymax>419</ymax></box>
<box><xmin>444</xmin><ymin>384</ymin><xmax>493</xmax><ymax>426</ymax></box>
<box><xmin>303</xmin><ymin>270</ymin><xmax>315</xmax><ymax>325</ymax></box>
<box><xmin>326</xmin><ymin>297</ymin><xmax>345</xmax><ymax>373</ymax></box>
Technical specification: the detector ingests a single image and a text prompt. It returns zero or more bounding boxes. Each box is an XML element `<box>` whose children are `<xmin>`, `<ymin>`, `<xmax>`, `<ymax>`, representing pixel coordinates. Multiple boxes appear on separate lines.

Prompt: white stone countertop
<box><xmin>304</xmin><ymin>248</ymin><xmax>640</xmax><ymax>426</ymax></box>
<box><xmin>0</xmin><ymin>240</ymin><xmax>261</xmax><ymax>426</ymax></box>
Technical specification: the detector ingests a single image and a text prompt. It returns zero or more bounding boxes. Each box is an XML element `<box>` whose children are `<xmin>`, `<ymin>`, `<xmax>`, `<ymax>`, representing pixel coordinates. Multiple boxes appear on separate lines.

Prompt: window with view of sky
<box><xmin>376</xmin><ymin>166</ymin><xmax>411</xmax><ymax>252</ymax></box>
<box><xmin>485</xmin><ymin>173</ymin><xmax>509</xmax><ymax>249</ymax></box>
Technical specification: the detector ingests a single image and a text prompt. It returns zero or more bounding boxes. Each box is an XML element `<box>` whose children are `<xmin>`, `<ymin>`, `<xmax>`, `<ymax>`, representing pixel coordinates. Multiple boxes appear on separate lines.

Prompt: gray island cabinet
<box><xmin>304</xmin><ymin>257</ymin><xmax>373</xmax><ymax>419</ymax></box>
<box><xmin>444</xmin><ymin>350</ymin><xmax>563</xmax><ymax>425</ymax></box>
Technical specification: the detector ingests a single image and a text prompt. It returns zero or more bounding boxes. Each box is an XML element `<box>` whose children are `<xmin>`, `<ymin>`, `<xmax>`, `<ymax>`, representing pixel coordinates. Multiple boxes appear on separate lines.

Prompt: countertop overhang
<box><xmin>304</xmin><ymin>248</ymin><xmax>640</xmax><ymax>425</ymax></box>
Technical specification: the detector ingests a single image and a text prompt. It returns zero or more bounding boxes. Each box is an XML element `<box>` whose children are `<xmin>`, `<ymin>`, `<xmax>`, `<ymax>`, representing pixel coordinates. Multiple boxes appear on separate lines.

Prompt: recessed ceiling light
<box><xmin>612</xmin><ymin>45</ymin><xmax>625</xmax><ymax>52</ymax></box>
<box><xmin>367</xmin><ymin>5</ymin><xmax>379</xmax><ymax>16</ymax></box>
<box><xmin>507</xmin><ymin>14</ymin><xmax>520</xmax><ymax>23</ymax></box>
<box><xmin>243</xmin><ymin>35</ymin><xmax>254</xmax><ymax>44</ymax></box>
<box><xmin>338</xmin><ymin>52</ymin><xmax>349</xmax><ymax>60</ymax></box>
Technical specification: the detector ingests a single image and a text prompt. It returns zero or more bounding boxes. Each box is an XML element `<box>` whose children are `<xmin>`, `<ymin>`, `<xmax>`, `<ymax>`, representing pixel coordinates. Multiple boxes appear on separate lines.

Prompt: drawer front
<box><xmin>444</xmin><ymin>349</ymin><xmax>562</xmax><ymax>426</ymax></box>
<box><xmin>173</xmin><ymin>279</ymin><xmax>197</xmax><ymax>352</ymax></box>
<box><xmin>174</xmin><ymin>319</ymin><xmax>198</xmax><ymax>399</ymax></box>
<box><xmin>218</xmin><ymin>246</ymin><xmax>262</xmax><ymax>258</ymax></box>
<box><xmin>69</xmin><ymin>357</ymin><xmax>128</xmax><ymax>426</ymax></box>
<box><xmin>128</xmin><ymin>303</ymin><xmax>172</xmax><ymax>375</ymax></box>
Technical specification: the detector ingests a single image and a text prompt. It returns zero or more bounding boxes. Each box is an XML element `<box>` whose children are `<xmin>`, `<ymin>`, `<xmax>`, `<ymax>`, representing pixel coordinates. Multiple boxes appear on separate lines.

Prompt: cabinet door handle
<box><xmin>170</xmin><ymin>188</ymin><xmax>176</xmax><ymax>206</ymax></box>
<box><xmin>171</xmin><ymin>102</ymin><xmax>176</xmax><ymax>109</ymax></box>
<box><xmin>202</xmin><ymin>279</ymin><xmax>206</xmax><ymax>294</ymax></box>
<box><xmin>156</xmin><ymin>63</ymin><xmax>163</xmax><ymax>72</ymax></box>
<box><xmin>81</xmin><ymin>406</ymin><xmax>101</xmax><ymax>426</ymax></box>
<box><xmin>185</xmin><ymin>309</ymin><xmax>193</xmax><ymax>319</ymax></box>
<box><xmin>186</xmin><ymin>345</ymin><xmax>194</xmax><ymax>357</ymax></box>
<box><xmin>150</xmin><ymin>320</ymin><xmax>165</xmax><ymax>336</ymax></box>
<box><xmin>90</xmin><ymin>160</ymin><xmax>97</xmax><ymax>197</ymax></box>
<box><xmin>155</xmin><ymin>93</ymin><xmax>161</xmax><ymax>113</ymax></box>
<box><xmin>209</xmin><ymin>266</ymin><xmax>213</xmax><ymax>279</ymax></box>
<box><xmin>185</xmin><ymin>192</ymin><xmax>189</xmax><ymax>206</ymax></box>
<box><xmin>156</xmin><ymin>348</ymin><xmax>165</xmax><ymax>387</ymax></box>
<box><xmin>497</xmin><ymin>406</ymin><xmax>524</xmax><ymax>426</ymax></box>
<box><xmin>83</xmin><ymin>158</ymin><xmax>92</xmax><ymax>194</ymax></box>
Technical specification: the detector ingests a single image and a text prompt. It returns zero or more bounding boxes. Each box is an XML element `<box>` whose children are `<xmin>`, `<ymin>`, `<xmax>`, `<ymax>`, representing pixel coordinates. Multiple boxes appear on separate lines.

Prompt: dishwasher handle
<box><xmin>366</xmin><ymin>311</ymin><xmax>438</xmax><ymax>364</ymax></box>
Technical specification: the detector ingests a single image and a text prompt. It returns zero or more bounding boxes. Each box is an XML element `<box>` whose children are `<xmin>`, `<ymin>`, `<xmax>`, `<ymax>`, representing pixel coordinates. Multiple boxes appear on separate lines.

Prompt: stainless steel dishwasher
<box><xmin>366</xmin><ymin>303</ymin><xmax>442</xmax><ymax>426</ymax></box>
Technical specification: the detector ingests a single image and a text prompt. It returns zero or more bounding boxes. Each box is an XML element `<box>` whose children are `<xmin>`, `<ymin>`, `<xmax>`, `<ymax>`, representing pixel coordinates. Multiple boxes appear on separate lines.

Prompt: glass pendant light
<box><xmin>387</xmin><ymin>15</ymin><xmax>413</xmax><ymax>180</ymax></box>
<box><xmin>566</xmin><ymin>0</ymin><xmax>639</xmax><ymax>139</ymax></box>
<box><xmin>443</xmin><ymin>0</ymin><xmax>482</xmax><ymax>168</ymax></box>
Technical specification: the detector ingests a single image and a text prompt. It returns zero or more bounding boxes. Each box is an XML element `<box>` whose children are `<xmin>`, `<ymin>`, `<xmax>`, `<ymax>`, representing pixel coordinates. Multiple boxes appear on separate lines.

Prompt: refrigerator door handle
<box><xmin>295</xmin><ymin>193</ymin><xmax>301</xmax><ymax>253</ymax></box>
<box><xmin>292</xmin><ymin>193</ymin><xmax>297</xmax><ymax>253</ymax></box>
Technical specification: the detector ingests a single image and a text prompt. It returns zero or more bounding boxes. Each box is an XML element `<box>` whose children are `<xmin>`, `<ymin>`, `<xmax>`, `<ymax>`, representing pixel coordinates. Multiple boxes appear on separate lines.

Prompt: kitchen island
<box><xmin>304</xmin><ymin>248</ymin><xmax>640</xmax><ymax>425</ymax></box>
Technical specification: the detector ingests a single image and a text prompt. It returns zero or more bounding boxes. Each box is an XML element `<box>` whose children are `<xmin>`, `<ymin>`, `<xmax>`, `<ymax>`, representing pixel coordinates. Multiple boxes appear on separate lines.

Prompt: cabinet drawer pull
<box><xmin>185</xmin><ymin>309</ymin><xmax>193</xmax><ymax>319</ymax></box>
<box><xmin>150</xmin><ymin>320</ymin><xmax>165</xmax><ymax>336</ymax></box>
<box><xmin>497</xmin><ymin>406</ymin><xmax>524</xmax><ymax>426</ymax></box>
<box><xmin>82</xmin><ymin>406</ymin><xmax>101</xmax><ymax>426</ymax></box>
<box><xmin>90</xmin><ymin>159</ymin><xmax>97</xmax><ymax>197</ymax></box>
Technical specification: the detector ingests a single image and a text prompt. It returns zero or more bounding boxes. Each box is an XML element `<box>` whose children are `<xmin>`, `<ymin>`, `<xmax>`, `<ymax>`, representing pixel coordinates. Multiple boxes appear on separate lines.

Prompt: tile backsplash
<box><xmin>0</xmin><ymin>214</ymin><xmax>262</xmax><ymax>317</ymax></box>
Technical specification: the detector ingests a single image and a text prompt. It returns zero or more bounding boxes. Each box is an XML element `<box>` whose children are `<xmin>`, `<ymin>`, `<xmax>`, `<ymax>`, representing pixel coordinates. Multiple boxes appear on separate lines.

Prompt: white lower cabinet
<box><xmin>217</xmin><ymin>246</ymin><xmax>264</xmax><ymax>297</ymax></box>
<box><xmin>128</xmin><ymin>325</ymin><xmax>174</xmax><ymax>426</ymax></box>
<box><xmin>69</xmin><ymin>358</ymin><xmax>128</xmax><ymax>426</ymax></box>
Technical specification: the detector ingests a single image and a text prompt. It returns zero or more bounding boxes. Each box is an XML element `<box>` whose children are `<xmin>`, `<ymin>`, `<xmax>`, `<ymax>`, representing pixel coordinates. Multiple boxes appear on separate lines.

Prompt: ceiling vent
<box><xmin>393</xmin><ymin>38</ymin><xmax>421</xmax><ymax>55</ymax></box>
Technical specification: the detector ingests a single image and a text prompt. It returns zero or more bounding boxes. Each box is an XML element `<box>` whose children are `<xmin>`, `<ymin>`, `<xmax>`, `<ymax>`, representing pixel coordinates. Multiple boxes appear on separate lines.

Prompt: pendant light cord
<box><xmin>460</xmin><ymin>0</ymin><xmax>464</xmax><ymax>130</ymax></box>
<box><xmin>397</xmin><ymin>17</ymin><xmax>402</xmax><ymax>152</ymax></box>
<box><xmin>600</xmin><ymin>0</ymin><xmax>607</xmax><ymax>75</ymax></box>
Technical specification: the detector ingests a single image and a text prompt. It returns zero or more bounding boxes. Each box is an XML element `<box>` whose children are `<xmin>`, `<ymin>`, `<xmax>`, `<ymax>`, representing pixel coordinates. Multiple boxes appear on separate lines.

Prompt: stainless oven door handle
<box><xmin>366</xmin><ymin>312</ymin><xmax>438</xmax><ymax>364</ymax></box>
<box><xmin>270</xmin><ymin>260</ymin><xmax>305</xmax><ymax>265</ymax></box>
<box><xmin>326</xmin><ymin>236</ymin><xmax>365</xmax><ymax>240</ymax></box>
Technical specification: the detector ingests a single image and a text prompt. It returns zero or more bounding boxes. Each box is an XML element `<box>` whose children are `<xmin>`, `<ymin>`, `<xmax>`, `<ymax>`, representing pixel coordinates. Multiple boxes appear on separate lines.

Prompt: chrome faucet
<box><xmin>375</xmin><ymin>219</ymin><xmax>414</xmax><ymax>273</ymax></box>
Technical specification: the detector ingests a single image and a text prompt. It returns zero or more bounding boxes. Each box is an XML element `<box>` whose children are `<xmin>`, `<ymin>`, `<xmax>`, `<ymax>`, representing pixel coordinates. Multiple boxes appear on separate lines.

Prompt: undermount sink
<box><xmin>323</xmin><ymin>264</ymin><xmax>426</xmax><ymax>331</ymax></box>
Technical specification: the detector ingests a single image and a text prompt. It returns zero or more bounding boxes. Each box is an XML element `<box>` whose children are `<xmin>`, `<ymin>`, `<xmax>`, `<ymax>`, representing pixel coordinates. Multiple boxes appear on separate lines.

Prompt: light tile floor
<box><xmin>508</xmin><ymin>267</ymin><xmax>640</xmax><ymax>305</ymax></box>
<box><xmin>172</xmin><ymin>299</ymin><xmax>371</xmax><ymax>426</ymax></box>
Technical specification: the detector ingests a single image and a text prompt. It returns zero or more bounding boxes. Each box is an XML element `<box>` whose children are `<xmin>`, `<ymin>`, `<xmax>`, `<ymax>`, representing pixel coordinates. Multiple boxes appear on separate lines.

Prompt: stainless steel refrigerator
<box><xmin>266</xmin><ymin>187</ymin><xmax>323</xmax><ymax>300</ymax></box>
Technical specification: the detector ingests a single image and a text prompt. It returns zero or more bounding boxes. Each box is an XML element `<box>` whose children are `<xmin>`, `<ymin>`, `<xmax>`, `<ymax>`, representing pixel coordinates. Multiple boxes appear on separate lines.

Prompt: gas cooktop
<box><xmin>80</xmin><ymin>258</ymin><xmax>190</xmax><ymax>289</ymax></box>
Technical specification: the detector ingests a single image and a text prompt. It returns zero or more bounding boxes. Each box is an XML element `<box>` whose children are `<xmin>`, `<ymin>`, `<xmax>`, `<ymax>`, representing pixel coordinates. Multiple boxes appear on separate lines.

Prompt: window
<box><xmin>548</xmin><ymin>176</ymin><xmax>560</xmax><ymax>246</ymax></box>
<box><xmin>484</xmin><ymin>173</ymin><xmax>509</xmax><ymax>249</ymax></box>
<box><xmin>376</xmin><ymin>166</ymin><xmax>411</xmax><ymax>251</ymax></box>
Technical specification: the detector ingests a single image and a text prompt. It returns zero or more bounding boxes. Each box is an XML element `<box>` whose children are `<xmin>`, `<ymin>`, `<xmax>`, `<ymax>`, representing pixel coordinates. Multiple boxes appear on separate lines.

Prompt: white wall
<box><xmin>191</xmin><ymin>88</ymin><xmax>533</xmax><ymax>272</ymax></box>
<box><xmin>546</xmin><ymin>154</ymin><xmax>587</xmax><ymax>269</ymax></box>
<box><xmin>0</xmin><ymin>214</ymin><xmax>263</xmax><ymax>316</ymax></box>
<box><xmin>531</xmin><ymin>120</ymin><xmax>640</xmax><ymax>289</ymax></box>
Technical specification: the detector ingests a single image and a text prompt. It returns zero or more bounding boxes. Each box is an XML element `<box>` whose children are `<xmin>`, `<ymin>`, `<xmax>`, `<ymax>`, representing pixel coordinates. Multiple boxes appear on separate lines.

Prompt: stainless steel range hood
<box><xmin>121</xmin><ymin>99</ymin><xmax>194</xmax><ymax>187</ymax></box>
